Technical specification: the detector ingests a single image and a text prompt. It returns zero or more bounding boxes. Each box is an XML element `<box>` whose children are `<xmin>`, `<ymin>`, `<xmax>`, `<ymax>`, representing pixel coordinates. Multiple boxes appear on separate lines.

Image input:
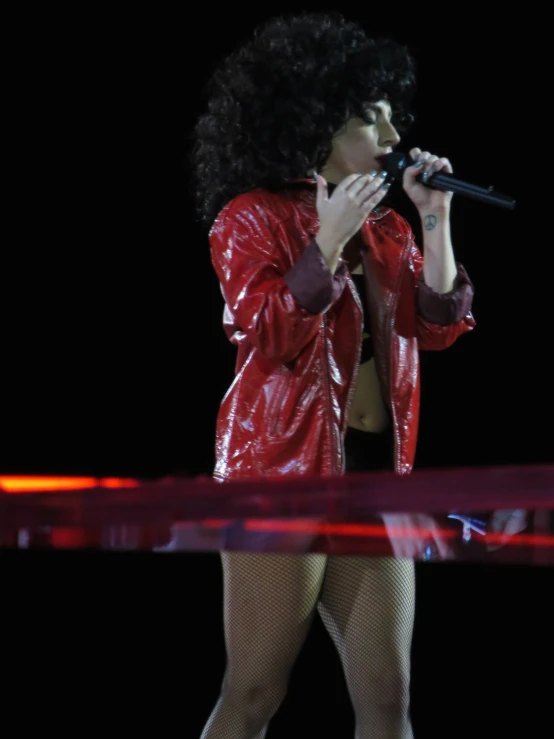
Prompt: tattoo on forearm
<box><xmin>424</xmin><ymin>214</ymin><xmax>437</xmax><ymax>231</ymax></box>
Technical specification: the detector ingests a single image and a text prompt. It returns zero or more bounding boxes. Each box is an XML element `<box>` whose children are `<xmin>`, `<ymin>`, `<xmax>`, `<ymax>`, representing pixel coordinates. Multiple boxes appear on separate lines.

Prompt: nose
<box><xmin>380</xmin><ymin>120</ymin><xmax>401</xmax><ymax>149</ymax></box>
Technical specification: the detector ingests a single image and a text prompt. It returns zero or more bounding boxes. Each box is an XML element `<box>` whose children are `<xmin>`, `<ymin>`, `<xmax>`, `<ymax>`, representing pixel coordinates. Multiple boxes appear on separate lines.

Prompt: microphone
<box><xmin>381</xmin><ymin>152</ymin><xmax>516</xmax><ymax>210</ymax></box>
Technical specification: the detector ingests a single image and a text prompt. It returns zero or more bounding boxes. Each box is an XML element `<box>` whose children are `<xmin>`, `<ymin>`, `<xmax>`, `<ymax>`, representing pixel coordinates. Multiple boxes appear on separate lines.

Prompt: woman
<box><xmin>191</xmin><ymin>11</ymin><xmax>475</xmax><ymax>739</ymax></box>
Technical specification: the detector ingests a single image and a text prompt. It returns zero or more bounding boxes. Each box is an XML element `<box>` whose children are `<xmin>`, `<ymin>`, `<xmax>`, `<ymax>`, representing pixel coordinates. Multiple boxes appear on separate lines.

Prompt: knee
<box><xmin>375</xmin><ymin>667</ymin><xmax>411</xmax><ymax>713</ymax></box>
<box><xmin>220</xmin><ymin>670</ymin><xmax>288</xmax><ymax>729</ymax></box>
<box><xmin>353</xmin><ymin>665</ymin><xmax>411</xmax><ymax>720</ymax></box>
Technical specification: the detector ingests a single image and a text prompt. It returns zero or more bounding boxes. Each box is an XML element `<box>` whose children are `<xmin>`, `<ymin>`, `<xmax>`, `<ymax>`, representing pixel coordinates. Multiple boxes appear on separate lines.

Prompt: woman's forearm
<box><xmin>419</xmin><ymin>208</ymin><xmax>458</xmax><ymax>294</ymax></box>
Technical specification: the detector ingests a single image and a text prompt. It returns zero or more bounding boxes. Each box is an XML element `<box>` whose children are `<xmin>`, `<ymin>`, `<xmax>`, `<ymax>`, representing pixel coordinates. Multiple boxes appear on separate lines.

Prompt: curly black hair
<box><xmin>189</xmin><ymin>11</ymin><xmax>416</xmax><ymax>233</ymax></box>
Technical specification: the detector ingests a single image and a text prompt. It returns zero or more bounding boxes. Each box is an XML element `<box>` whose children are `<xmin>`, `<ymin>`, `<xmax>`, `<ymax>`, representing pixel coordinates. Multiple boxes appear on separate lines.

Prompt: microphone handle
<box><xmin>419</xmin><ymin>171</ymin><xmax>516</xmax><ymax>210</ymax></box>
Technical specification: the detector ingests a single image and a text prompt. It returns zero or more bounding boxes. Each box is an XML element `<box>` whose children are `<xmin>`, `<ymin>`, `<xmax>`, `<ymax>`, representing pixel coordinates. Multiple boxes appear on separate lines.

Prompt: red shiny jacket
<box><xmin>209</xmin><ymin>179</ymin><xmax>475</xmax><ymax>479</ymax></box>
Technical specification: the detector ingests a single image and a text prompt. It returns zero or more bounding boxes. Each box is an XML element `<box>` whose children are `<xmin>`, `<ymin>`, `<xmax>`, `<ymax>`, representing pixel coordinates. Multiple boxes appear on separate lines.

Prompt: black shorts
<box><xmin>222</xmin><ymin>427</ymin><xmax>394</xmax><ymax>552</ymax></box>
<box><xmin>344</xmin><ymin>425</ymin><xmax>394</xmax><ymax>473</ymax></box>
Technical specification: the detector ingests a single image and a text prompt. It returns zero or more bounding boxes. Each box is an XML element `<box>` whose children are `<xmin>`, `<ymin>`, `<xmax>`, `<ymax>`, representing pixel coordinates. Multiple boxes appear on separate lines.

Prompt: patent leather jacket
<box><xmin>209</xmin><ymin>179</ymin><xmax>475</xmax><ymax>479</ymax></box>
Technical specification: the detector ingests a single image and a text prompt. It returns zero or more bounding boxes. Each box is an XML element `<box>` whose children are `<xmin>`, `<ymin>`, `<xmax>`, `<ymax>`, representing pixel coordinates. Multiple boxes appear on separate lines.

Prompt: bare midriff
<box><xmin>342</xmin><ymin>238</ymin><xmax>391</xmax><ymax>433</ymax></box>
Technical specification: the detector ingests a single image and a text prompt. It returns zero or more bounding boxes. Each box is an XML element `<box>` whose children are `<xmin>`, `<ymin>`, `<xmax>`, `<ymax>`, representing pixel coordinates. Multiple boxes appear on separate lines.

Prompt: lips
<box><xmin>374</xmin><ymin>155</ymin><xmax>387</xmax><ymax>169</ymax></box>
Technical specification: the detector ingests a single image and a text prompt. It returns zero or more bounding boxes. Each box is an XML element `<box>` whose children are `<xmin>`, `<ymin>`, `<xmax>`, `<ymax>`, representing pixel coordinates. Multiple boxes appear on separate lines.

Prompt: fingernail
<box><xmin>313</xmin><ymin>170</ymin><xmax>318</xmax><ymax>182</ymax></box>
<box><xmin>421</xmin><ymin>171</ymin><xmax>429</xmax><ymax>182</ymax></box>
<box><xmin>412</xmin><ymin>153</ymin><xmax>421</xmax><ymax>163</ymax></box>
<box><xmin>413</xmin><ymin>160</ymin><xmax>425</xmax><ymax>168</ymax></box>
<box><xmin>381</xmin><ymin>182</ymin><xmax>392</xmax><ymax>190</ymax></box>
<box><xmin>429</xmin><ymin>164</ymin><xmax>437</xmax><ymax>175</ymax></box>
<box><xmin>369</xmin><ymin>170</ymin><xmax>378</xmax><ymax>177</ymax></box>
<box><xmin>379</xmin><ymin>171</ymin><xmax>388</xmax><ymax>179</ymax></box>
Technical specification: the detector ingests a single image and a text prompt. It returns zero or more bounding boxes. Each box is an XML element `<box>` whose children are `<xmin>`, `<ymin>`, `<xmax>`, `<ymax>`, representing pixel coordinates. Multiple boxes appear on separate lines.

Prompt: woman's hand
<box><xmin>402</xmin><ymin>147</ymin><xmax>454</xmax><ymax>214</ymax></box>
<box><xmin>315</xmin><ymin>171</ymin><xmax>390</xmax><ymax>272</ymax></box>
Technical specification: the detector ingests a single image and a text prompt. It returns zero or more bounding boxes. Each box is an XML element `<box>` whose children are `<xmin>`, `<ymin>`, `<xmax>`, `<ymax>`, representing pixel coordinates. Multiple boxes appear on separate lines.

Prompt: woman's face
<box><xmin>320</xmin><ymin>100</ymin><xmax>401</xmax><ymax>184</ymax></box>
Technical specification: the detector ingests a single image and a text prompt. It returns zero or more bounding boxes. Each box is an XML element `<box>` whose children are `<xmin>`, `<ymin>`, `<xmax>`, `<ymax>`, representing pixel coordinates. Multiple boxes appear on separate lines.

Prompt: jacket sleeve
<box><xmin>408</xmin><ymin>226</ymin><xmax>476</xmax><ymax>352</ymax></box>
<box><xmin>209</xmin><ymin>198</ymin><xmax>348</xmax><ymax>363</ymax></box>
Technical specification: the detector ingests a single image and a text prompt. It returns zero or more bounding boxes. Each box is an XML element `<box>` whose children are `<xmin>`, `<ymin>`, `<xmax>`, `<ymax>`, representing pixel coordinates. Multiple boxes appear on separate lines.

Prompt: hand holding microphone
<box><xmin>382</xmin><ymin>149</ymin><xmax>516</xmax><ymax>210</ymax></box>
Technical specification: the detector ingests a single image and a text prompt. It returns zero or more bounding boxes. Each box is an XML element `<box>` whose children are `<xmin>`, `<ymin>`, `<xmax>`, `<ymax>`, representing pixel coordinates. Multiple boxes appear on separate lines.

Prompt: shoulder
<box><xmin>210</xmin><ymin>188</ymin><xmax>294</xmax><ymax>239</ymax></box>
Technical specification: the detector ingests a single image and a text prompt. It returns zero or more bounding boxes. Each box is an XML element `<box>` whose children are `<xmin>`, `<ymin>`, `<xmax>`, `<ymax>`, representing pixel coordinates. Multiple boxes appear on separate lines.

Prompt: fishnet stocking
<box><xmin>318</xmin><ymin>556</ymin><xmax>415</xmax><ymax>738</ymax></box>
<box><xmin>200</xmin><ymin>552</ymin><xmax>415</xmax><ymax>738</ymax></box>
<box><xmin>200</xmin><ymin>552</ymin><xmax>327</xmax><ymax>739</ymax></box>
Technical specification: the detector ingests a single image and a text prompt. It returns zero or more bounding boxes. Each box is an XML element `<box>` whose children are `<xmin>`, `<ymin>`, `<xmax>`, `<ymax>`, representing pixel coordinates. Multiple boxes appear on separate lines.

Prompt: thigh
<box><xmin>221</xmin><ymin>552</ymin><xmax>328</xmax><ymax>680</ymax></box>
<box><xmin>317</xmin><ymin>556</ymin><xmax>415</xmax><ymax>679</ymax></box>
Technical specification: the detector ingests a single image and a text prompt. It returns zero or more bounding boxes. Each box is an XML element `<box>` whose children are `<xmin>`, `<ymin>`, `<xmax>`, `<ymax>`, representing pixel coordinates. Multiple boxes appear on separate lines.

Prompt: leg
<box><xmin>201</xmin><ymin>551</ymin><xmax>327</xmax><ymax>739</ymax></box>
<box><xmin>317</xmin><ymin>556</ymin><xmax>415</xmax><ymax>739</ymax></box>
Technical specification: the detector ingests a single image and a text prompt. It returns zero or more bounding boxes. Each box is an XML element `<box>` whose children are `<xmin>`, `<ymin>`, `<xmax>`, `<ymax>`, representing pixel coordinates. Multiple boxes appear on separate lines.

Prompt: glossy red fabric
<box><xmin>209</xmin><ymin>180</ymin><xmax>475</xmax><ymax>479</ymax></box>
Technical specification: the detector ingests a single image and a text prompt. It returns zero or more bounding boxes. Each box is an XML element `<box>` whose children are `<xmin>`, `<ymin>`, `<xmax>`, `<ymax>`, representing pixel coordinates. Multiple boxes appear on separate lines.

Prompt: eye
<box><xmin>361</xmin><ymin>114</ymin><xmax>377</xmax><ymax>125</ymax></box>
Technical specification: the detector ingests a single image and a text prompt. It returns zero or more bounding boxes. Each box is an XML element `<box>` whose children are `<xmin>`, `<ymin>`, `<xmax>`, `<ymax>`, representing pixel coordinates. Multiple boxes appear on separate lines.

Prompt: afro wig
<box><xmin>189</xmin><ymin>11</ymin><xmax>416</xmax><ymax>232</ymax></box>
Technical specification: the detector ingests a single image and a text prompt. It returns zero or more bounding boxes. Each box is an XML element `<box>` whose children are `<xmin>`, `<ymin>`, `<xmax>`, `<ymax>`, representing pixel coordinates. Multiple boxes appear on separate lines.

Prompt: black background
<box><xmin>2</xmin><ymin>6</ymin><xmax>552</xmax><ymax>737</ymax></box>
